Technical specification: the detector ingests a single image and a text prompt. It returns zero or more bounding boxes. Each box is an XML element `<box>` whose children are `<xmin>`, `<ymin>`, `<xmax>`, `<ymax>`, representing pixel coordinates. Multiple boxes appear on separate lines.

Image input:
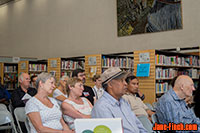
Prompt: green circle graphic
<box><xmin>94</xmin><ymin>125</ymin><xmax>112</xmax><ymax>133</ymax></box>
<box><xmin>82</xmin><ymin>129</ymin><xmax>93</xmax><ymax>133</ymax></box>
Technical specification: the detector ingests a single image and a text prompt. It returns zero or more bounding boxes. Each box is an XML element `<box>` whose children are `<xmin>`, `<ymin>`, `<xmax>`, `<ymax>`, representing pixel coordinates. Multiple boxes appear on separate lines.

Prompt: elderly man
<box><xmin>11</xmin><ymin>72</ymin><xmax>37</xmax><ymax>108</ymax></box>
<box><xmin>156</xmin><ymin>75</ymin><xmax>200</xmax><ymax>131</ymax></box>
<box><xmin>91</xmin><ymin>67</ymin><xmax>147</xmax><ymax>133</ymax></box>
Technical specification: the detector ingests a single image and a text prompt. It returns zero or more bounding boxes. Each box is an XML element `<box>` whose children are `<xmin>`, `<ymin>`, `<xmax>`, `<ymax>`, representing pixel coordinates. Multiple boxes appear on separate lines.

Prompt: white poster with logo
<box><xmin>74</xmin><ymin>118</ymin><xmax>123</xmax><ymax>133</ymax></box>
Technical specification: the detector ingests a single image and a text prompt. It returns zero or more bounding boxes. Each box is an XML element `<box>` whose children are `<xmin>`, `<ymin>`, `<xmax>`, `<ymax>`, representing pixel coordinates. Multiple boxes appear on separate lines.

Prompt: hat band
<box><xmin>102</xmin><ymin>71</ymin><xmax>124</xmax><ymax>85</ymax></box>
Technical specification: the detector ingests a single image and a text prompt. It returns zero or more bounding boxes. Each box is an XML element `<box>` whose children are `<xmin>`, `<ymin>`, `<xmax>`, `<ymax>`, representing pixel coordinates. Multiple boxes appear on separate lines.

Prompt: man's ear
<box><xmin>107</xmin><ymin>82</ymin><xmax>112</xmax><ymax>88</ymax></box>
<box><xmin>180</xmin><ymin>84</ymin><xmax>184</xmax><ymax>91</ymax></box>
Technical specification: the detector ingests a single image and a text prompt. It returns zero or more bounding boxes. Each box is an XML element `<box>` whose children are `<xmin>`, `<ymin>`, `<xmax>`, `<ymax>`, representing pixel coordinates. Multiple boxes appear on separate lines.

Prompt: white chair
<box><xmin>137</xmin><ymin>115</ymin><xmax>153</xmax><ymax>133</ymax></box>
<box><xmin>8</xmin><ymin>100</ymin><xmax>14</xmax><ymax>114</ymax></box>
<box><xmin>14</xmin><ymin>107</ymin><xmax>29</xmax><ymax>133</ymax></box>
<box><xmin>0</xmin><ymin>103</ymin><xmax>8</xmax><ymax>111</ymax></box>
<box><xmin>0</xmin><ymin>110</ymin><xmax>17</xmax><ymax>133</ymax></box>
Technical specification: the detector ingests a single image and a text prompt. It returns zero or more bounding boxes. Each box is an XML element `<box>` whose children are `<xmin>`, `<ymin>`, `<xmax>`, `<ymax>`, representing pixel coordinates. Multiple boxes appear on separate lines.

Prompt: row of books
<box><xmin>29</xmin><ymin>64</ymin><xmax>47</xmax><ymax>71</ymax></box>
<box><xmin>102</xmin><ymin>57</ymin><xmax>134</xmax><ymax>68</ymax></box>
<box><xmin>61</xmin><ymin>60</ymin><xmax>84</xmax><ymax>70</ymax></box>
<box><xmin>155</xmin><ymin>54</ymin><xmax>200</xmax><ymax>66</ymax></box>
<box><xmin>4</xmin><ymin>73</ymin><xmax>18</xmax><ymax>82</ymax></box>
<box><xmin>156</xmin><ymin>68</ymin><xmax>199</xmax><ymax>79</ymax></box>
<box><xmin>61</xmin><ymin>71</ymin><xmax>72</xmax><ymax>77</ymax></box>
<box><xmin>156</xmin><ymin>82</ymin><xmax>169</xmax><ymax>94</ymax></box>
<box><xmin>4</xmin><ymin>66</ymin><xmax>17</xmax><ymax>73</ymax></box>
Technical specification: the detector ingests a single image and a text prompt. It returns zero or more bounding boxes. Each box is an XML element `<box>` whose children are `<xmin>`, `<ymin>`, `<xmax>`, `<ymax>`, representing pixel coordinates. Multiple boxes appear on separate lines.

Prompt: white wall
<box><xmin>0</xmin><ymin>0</ymin><xmax>199</xmax><ymax>59</ymax></box>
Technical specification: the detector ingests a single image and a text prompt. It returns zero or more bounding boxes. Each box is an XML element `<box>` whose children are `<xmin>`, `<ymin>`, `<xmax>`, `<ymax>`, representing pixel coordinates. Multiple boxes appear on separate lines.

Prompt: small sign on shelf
<box><xmin>136</xmin><ymin>63</ymin><xmax>150</xmax><ymax>77</ymax></box>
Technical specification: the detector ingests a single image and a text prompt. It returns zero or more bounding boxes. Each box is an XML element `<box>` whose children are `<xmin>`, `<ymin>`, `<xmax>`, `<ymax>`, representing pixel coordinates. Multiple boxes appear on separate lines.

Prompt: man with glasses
<box><xmin>11</xmin><ymin>72</ymin><xmax>37</xmax><ymax>108</ymax></box>
<box><xmin>72</xmin><ymin>69</ymin><xmax>95</xmax><ymax>105</ymax></box>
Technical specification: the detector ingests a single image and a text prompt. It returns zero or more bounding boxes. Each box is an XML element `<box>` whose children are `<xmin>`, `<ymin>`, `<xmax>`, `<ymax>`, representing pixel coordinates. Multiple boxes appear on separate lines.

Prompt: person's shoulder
<box><xmin>11</xmin><ymin>87</ymin><xmax>21</xmax><ymax>94</ymax></box>
<box><xmin>26</xmin><ymin>97</ymin><xmax>36</xmax><ymax>105</ymax></box>
<box><xmin>84</xmin><ymin>85</ymin><xmax>92</xmax><ymax>89</ymax></box>
<box><xmin>93</xmin><ymin>96</ymin><xmax>110</xmax><ymax>109</ymax></box>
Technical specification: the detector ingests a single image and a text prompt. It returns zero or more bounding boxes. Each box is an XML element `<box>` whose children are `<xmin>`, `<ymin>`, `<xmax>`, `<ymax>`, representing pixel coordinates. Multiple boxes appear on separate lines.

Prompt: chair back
<box><xmin>137</xmin><ymin>115</ymin><xmax>153</xmax><ymax>133</ymax></box>
<box><xmin>0</xmin><ymin>103</ymin><xmax>7</xmax><ymax>111</ymax></box>
<box><xmin>0</xmin><ymin>110</ymin><xmax>17</xmax><ymax>133</ymax></box>
<box><xmin>14</xmin><ymin>107</ymin><xmax>27</xmax><ymax>133</ymax></box>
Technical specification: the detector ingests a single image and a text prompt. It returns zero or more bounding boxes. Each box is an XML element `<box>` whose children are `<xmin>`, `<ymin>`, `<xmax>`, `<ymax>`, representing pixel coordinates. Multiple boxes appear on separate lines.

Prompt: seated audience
<box><xmin>122</xmin><ymin>75</ymin><xmax>154</xmax><ymax>121</ymax></box>
<box><xmin>62</xmin><ymin>77</ymin><xmax>93</xmax><ymax>130</ymax></box>
<box><xmin>30</xmin><ymin>75</ymin><xmax>37</xmax><ymax>89</ymax></box>
<box><xmin>92</xmin><ymin>74</ymin><xmax>104</xmax><ymax>102</ymax></box>
<box><xmin>72</xmin><ymin>69</ymin><xmax>95</xmax><ymax>105</ymax></box>
<box><xmin>53</xmin><ymin>76</ymin><xmax>69</xmax><ymax>105</ymax></box>
<box><xmin>25</xmin><ymin>73</ymin><xmax>73</xmax><ymax>133</ymax></box>
<box><xmin>91</xmin><ymin>67</ymin><xmax>147</xmax><ymax>133</ymax></box>
<box><xmin>156</xmin><ymin>75</ymin><xmax>200</xmax><ymax>131</ymax></box>
<box><xmin>11</xmin><ymin>72</ymin><xmax>37</xmax><ymax>108</ymax></box>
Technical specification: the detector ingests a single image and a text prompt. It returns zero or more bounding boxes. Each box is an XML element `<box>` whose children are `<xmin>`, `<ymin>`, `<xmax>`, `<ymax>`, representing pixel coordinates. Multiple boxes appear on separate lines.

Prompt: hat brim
<box><xmin>102</xmin><ymin>71</ymin><xmax>128</xmax><ymax>85</ymax></box>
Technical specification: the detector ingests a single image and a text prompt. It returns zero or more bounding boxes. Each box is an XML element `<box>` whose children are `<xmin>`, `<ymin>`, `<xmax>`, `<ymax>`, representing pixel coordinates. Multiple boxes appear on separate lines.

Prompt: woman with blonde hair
<box><xmin>25</xmin><ymin>73</ymin><xmax>73</xmax><ymax>133</ymax></box>
<box><xmin>62</xmin><ymin>77</ymin><xmax>93</xmax><ymax>130</ymax></box>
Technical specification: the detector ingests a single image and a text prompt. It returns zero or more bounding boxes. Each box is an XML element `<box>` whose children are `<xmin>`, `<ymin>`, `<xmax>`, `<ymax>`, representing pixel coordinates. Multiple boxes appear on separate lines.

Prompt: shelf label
<box><xmin>50</xmin><ymin>60</ymin><xmax>57</xmax><ymax>68</ymax></box>
<box><xmin>20</xmin><ymin>62</ymin><xmax>26</xmax><ymax>70</ymax></box>
<box><xmin>12</xmin><ymin>57</ymin><xmax>20</xmax><ymax>63</ymax></box>
<box><xmin>139</xmin><ymin>52</ymin><xmax>150</xmax><ymax>62</ymax></box>
<box><xmin>88</xmin><ymin>57</ymin><xmax>97</xmax><ymax>66</ymax></box>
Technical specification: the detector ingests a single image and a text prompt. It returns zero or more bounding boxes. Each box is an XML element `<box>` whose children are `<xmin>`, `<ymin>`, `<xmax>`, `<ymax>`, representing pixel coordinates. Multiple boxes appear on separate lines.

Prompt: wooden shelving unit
<box><xmin>134</xmin><ymin>47</ymin><xmax>200</xmax><ymax>104</ymax></box>
<box><xmin>134</xmin><ymin>49</ymin><xmax>156</xmax><ymax>104</ymax></box>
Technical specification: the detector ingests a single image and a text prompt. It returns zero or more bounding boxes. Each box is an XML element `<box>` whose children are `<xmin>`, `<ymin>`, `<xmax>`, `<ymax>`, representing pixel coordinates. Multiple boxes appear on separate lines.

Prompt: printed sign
<box><xmin>74</xmin><ymin>118</ymin><xmax>123</xmax><ymax>133</ymax></box>
<box><xmin>136</xmin><ymin>63</ymin><xmax>150</xmax><ymax>77</ymax></box>
<box><xmin>139</xmin><ymin>52</ymin><xmax>150</xmax><ymax>62</ymax></box>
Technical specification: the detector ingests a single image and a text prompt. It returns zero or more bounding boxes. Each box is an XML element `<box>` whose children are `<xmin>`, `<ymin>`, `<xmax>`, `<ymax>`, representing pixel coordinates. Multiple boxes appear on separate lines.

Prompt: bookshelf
<box><xmin>0</xmin><ymin>63</ymin><xmax>18</xmax><ymax>90</ymax></box>
<box><xmin>18</xmin><ymin>60</ymin><xmax>47</xmax><ymax>77</ymax></box>
<box><xmin>85</xmin><ymin>53</ymin><xmax>134</xmax><ymax>87</ymax></box>
<box><xmin>48</xmin><ymin>57</ymin><xmax>85</xmax><ymax>83</ymax></box>
<box><xmin>134</xmin><ymin>48</ymin><xmax>200</xmax><ymax>104</ymax></box>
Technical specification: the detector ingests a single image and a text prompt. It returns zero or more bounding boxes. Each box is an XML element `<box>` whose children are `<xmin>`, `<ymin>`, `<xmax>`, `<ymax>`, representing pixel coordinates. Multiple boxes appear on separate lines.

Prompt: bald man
<box><xmin>155</xmin><ymin>75</ymin><xmax>200</xmax><ymax>131</ymax></box>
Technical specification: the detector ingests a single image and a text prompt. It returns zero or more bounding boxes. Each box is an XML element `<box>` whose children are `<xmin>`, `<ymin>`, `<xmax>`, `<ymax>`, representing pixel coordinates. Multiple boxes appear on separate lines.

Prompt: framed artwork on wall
<box><xmin>117</xmin><ymin>0</ymin><xmax>183</xmax><ymax>36</ymax></box>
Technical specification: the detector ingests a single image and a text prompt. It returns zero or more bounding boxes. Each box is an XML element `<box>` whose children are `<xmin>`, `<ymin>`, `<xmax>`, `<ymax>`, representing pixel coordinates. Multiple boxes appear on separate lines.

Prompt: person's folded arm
<box><xmin>62</xmin><ymin>102</ymin><xmax>91</xmax><ymax>118</ymax></box>
<box><xmin>55</xmin><ymin>95</ymin><xmax>67</xmax><ymax>102</ymax></box>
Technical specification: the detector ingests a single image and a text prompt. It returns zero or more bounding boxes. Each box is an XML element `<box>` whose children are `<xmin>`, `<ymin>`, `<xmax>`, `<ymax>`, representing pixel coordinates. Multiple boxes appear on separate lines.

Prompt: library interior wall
<box><xmin>0</xmin><ymin>0</ymin><xmax>199</xmax><ymax>59</ymax></box>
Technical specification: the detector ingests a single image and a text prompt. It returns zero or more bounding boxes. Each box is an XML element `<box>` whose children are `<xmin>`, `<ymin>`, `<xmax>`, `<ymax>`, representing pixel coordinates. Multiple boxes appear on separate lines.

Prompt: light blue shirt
<box><xmin>156</xmin><ymin>88</ymin><xmax>200</xmax><ymax>131</ymax></box>
<box><xmin>91</xmin><ymin>91</ymin><xmax>147</xmax><ymax>133</ymax></box>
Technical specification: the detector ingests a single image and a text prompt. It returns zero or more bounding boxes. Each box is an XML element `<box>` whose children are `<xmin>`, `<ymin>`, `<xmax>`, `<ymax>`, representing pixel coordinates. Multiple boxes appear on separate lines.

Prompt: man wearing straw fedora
<box><xmin>91</xmin><ymin>67</ymin><xmax>147</xmax><ymax>133</ymax></box>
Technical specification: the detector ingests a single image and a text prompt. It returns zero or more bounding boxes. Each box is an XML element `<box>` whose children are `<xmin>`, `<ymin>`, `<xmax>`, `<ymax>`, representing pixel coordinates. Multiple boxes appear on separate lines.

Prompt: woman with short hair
<box><xmin>62</xmin><ymin>77</ymin><xmax>93</xmax><ymax>130</ymax></box>
<box><xmin>25</xmin><ymin>73</ymin><xmax>73</xmax><ymax>133</ymax></box>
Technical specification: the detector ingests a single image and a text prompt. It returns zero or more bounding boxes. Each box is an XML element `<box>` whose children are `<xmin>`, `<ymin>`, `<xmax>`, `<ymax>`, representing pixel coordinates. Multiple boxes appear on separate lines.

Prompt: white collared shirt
<box><xmin>92</xmin><ymin>85</ymin><xmax>104</xmax><ymax>100</ymax></box>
